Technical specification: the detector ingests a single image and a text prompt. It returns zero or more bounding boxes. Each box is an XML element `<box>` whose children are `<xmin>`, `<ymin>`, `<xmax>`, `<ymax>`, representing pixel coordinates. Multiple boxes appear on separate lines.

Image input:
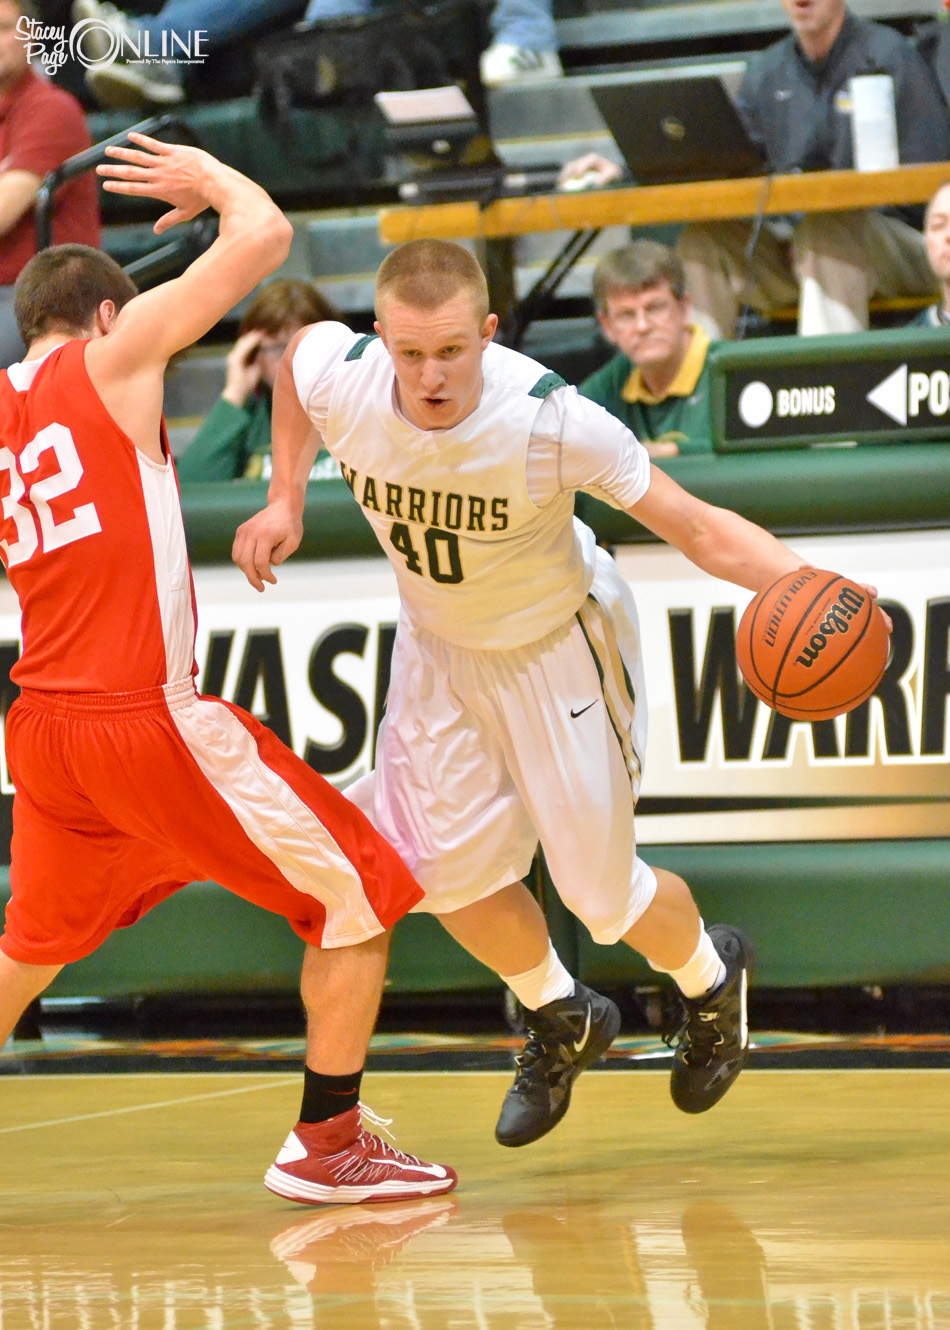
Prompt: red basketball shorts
<box><xmin>0</xmin><ymin>678</ymin><xmax>423</xmax><ymax>967</ymax></box>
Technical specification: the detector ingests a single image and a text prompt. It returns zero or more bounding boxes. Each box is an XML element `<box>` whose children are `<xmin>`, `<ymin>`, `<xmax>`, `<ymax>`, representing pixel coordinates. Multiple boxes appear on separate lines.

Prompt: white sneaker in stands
<box><xmin>264</xmin><ymin>1104</ymin><xmax>458</xmax><ymax>1205</ymax></box>
<box><xmin>72</xmin><ymin>0</ymin><xmax>185</xmax><ymax>107</ymax></box>
<box><xmin>479</xmin><ymin>44</ymin><xmax>563</xmax><ymax>87</ymax></box>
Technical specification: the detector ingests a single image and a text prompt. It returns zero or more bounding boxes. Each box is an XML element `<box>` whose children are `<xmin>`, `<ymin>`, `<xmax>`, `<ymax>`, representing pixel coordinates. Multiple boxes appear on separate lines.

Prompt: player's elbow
<box><xmin>234</xmin><ymin>209</ymin><xmax>294</xmax><ymax>287</ymax></box>
<box><xmin>262</xmin><ymin>211</ymin><xmax>294</xmax><ymax>266</ymax></box>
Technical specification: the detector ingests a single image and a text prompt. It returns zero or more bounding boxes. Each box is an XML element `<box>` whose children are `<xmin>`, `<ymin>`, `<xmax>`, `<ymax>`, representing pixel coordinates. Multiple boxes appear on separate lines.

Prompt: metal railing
<box><xmin>35</xmin><ymin>112</ymin><xmax>214</xmax><ymax>288</ymax></box>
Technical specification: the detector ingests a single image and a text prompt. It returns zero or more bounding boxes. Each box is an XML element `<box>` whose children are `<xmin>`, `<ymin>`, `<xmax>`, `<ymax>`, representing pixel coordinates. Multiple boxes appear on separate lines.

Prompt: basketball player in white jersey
<box><xmin>0</xmin><ymin>145</ymin><xmax>456</xmax><ymax>1205</ymax></box>
<box><xmin>233</xmin><ymin>240</ymin><xmax>815</xmax><ymax>1147</ymax></box>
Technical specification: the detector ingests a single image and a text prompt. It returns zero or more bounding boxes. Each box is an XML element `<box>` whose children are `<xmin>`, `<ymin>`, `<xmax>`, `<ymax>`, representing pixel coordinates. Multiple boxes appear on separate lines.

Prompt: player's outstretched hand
<box><xmin>98</xmin><ymin>133</ymin><xmax>219</xmax><ymax>234</ymax></box>
<box><xmin>232</xmin><ymin>501</ymin><xmax>304</xmax><ymax>593</ymax></box>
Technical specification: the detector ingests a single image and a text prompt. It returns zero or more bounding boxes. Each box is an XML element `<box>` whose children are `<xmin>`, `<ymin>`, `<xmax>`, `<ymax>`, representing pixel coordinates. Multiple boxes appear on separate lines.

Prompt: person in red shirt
<box><xmin>0</xmin><ymin>0</ymin><xmax>100</xmax><ymax>364</ymax></box>
<box><xmin>0</xmin><ymin>134</ymin><xmax>456</xmax><ymax>1206</ymax></box>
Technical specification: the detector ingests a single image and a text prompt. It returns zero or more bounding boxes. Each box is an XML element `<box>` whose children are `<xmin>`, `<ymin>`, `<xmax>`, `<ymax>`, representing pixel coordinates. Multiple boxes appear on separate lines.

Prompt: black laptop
<box><xmin>591</xmin><ymin>76</ymin><xmax>766</xmax><ymax>186</ymax></box>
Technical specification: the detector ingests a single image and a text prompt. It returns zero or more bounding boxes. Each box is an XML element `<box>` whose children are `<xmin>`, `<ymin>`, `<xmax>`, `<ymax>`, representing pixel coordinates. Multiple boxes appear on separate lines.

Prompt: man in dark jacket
<box><xmin>677</xmin><ymin>0</ymin><xmax>950</xmax><ymax>337</ymax></box>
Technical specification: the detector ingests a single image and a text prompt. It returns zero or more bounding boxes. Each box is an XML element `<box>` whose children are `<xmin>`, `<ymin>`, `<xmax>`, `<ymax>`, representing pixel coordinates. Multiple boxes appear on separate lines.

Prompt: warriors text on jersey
<box><xmin>293</xmin><ymin>324</ymin><xmax>652</xmax><ymax>650</ymax></box>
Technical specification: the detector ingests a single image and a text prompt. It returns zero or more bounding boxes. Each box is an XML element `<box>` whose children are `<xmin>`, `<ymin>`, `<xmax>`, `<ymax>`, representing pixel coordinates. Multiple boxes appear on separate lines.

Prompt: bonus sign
<box><xmin>712</xmin><ymin>326</ymin><xmax>950</xmax><ymax>450</ymax></box>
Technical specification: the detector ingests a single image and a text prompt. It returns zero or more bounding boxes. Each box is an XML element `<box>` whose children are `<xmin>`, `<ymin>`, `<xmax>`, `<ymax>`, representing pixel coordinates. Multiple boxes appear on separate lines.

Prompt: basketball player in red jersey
<box><xmin>0</xmin><ymin>135</ymin><xmax>456</xmax><ymax>1206</ymax></box>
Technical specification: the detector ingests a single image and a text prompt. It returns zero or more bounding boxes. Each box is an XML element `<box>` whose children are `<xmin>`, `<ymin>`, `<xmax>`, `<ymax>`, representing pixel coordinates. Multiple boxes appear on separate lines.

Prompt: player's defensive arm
<box><xmin>628</xmin><ymin>463</ymin><xmax>807</xmax><ymax>590</ymax></box>
<box><xmin>95</xmin><ymin>134</ymin><xmax>293</xmax><ymax>369</ymax></box>
<box><xmin>232</xmin><ymin>326</ymin><xmax>322</xmax><ymax>592</ymax></box>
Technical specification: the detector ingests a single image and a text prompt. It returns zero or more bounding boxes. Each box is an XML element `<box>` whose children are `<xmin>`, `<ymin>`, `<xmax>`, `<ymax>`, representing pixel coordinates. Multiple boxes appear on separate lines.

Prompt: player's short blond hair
<box><xmin>375</xmin><ymin>240</ymin><xmax>489</xmax><ymax>324</ymax></box>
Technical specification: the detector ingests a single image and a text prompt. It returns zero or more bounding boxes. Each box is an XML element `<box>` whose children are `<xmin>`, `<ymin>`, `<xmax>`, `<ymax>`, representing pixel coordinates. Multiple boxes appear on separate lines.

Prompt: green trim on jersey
<box><xmin>345</xmin><ymin>333</ymin><xmax>379</xmax><ymax>362</ymax></box>
<box><xmin>576</xmin><ymin>598</ymin><xmax>641</xmax><ymax>794</ymax></box>
<box><xmin>528</xmin><ymin>371</ymin><xmax>567</xmax><ymax>399</ymax></box>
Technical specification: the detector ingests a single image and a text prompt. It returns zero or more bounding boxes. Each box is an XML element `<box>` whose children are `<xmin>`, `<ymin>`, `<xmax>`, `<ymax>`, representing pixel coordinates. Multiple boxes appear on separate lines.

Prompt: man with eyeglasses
<box><xmin>578</xmin><ymin>242</ymin><xmax>713</xmax><ymax>459</ymax></box>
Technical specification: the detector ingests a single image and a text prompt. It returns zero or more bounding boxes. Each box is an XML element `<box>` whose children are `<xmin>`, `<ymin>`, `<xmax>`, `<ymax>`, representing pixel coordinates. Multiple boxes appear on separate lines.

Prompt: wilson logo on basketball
<box><xmin>795</xmin><ymin>587</ymin><xmax>866</xmax><ymax>668</ymax></box>
<box><xmin>736</xmin><ymin>568</ymin><xmax>889</xmax><ymax>722</ymax></box>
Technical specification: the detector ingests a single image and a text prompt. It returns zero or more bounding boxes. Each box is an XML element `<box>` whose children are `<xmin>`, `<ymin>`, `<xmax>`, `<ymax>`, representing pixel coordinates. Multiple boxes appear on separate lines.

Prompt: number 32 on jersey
<box><xmin>0</xmin><ymin>423</ymin><xmax>101</xmax><ymax>567</ymax></box>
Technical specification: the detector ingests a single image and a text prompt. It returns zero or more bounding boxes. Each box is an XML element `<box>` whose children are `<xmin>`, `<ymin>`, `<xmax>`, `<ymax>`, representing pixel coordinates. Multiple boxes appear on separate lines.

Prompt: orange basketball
<box><xmin>736</xmin><ymin>568</ymin><xmax>889</xmax><ymax>721</ymax></box>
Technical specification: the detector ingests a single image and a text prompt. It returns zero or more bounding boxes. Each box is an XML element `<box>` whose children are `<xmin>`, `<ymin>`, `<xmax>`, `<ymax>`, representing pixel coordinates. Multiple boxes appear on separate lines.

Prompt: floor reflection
<box><xmin>270</xmin><ymin>1196</ymin><xmax>458</xmax><ymax>1302</ymax></box>
<box><xmin>6</xmin><ymin>1195</ymin><xmax>949</xmax><ymax>1329</ymax></box>
<box><xmin>268</xmin><ymin>1196</ymin><xmax>950</xmax><ymax>1330</ymax></box>
<box><xmin>3</xmin><ymin>1069</ymin><xmax>950</xmax><ymax>1328</ymax></box>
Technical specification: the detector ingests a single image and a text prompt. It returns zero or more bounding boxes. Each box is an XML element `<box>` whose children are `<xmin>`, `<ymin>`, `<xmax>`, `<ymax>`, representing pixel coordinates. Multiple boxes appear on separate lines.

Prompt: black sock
<box><xmin>299</xmin><ymin>1067</ymin><xmax>363</xmax><ymax>1124</ymax></box>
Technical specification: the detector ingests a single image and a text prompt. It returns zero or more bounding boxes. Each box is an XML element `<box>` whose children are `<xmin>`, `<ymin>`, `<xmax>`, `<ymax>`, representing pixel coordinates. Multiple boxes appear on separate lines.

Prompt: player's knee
<box><xmin>567</xmin><ymin>856</ymin><xmax>658</xmax><ymax>946</ymax></box>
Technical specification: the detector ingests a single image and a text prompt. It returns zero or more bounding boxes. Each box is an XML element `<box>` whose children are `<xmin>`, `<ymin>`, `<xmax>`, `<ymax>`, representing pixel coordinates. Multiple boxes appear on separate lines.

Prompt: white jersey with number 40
<box><xmin>293</xmin><ymin>323</ymin><xmax>639</xmax><ymax>650</ymax></box>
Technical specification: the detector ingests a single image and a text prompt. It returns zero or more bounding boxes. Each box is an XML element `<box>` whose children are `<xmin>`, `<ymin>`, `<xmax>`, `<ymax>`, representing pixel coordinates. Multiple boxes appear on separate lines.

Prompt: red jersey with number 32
<box><xmin>0</xmin><ymin>339</ymin><xmax>197</xmax><ymax>691</ymax></box>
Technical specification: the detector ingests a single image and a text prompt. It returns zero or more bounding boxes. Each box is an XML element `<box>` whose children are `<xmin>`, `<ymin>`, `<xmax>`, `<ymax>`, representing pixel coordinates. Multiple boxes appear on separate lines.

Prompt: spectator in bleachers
<box><xmin>300</xmin><ymin>0</ymin><xmax>561</xmax><ymax>87</ymax></box>
<box><xmin>72</xmin><ymin>0</ymin><xmax>305</xmax><ymax>107</ymax></box>
<box><xmin>908</xmin><ymin>180</ymin><xmax>950</xmax><ymax>328</ymax></box>
<box><xmin>0</xmin><ymin>0</ymin><xmax>100</xmax><ymax>366</ymax></box>
<box><xmin>676</xmin><ymin>0</ymin><xmax>950</xmax><ymax>338</ymax></box>
<box><xmin>578</xmin><ymin>241</ymin><xmax>713</xmax><ymax>458</ymax></box>
<box><xmin>75</xmin><ymin>0</ymin><xmax>560</xmax><ymax>106</ymax></box>
<box><xmin>176</xmin><ymin>278</ymin><xmax>338</xmax><ymax>483</ymax></box>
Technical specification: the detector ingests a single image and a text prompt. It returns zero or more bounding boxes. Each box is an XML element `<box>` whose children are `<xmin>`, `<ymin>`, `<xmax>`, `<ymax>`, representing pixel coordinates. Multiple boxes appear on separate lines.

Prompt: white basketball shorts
<box><xmin>367</xmin><ymin>547</ymin><xmax>657</xmax><ymax>944</ymax></box>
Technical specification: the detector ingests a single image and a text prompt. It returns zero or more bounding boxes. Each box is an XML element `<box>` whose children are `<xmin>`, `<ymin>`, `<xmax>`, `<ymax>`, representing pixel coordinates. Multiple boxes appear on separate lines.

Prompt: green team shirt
<box><xmin>175</xmin><ymin>391</ymin><xmax>274</xmax><ymax>482</ymax></box>
<box><xmin>175</xmin><ymin>389</ymin><xmax>337</xmax><ymax>484</ymax></box>
<box><xmin>578</xmin><ymin>325</ymin><xmax>714</xmax><ymax>455</ymax></box>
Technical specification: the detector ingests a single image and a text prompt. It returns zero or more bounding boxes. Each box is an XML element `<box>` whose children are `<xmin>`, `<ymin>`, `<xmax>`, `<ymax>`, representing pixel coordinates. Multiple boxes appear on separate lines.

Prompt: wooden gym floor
<box><xmin>2</xmin><ymin>1050</ymin><xmax>950</xmax><ymax>1328</ymax></box>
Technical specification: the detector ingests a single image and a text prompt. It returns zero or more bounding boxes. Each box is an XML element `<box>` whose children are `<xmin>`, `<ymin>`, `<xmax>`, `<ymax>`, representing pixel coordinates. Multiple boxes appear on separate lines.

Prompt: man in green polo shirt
<box><xmin>579</xmin><ymin>241</ymin><xmax>714</xmax><ymax>457</ymax></box>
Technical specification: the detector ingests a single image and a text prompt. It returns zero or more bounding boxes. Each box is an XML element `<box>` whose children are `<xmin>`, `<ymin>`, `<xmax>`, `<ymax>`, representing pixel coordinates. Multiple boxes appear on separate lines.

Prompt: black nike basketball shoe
<box><xmin>668</xmin><ymin>923</ymin><xmax>755</xmax><ymax>1114</ymax></box>
<box><xmin>495</xmin><ymin>982</ymin><xmax>621</xmax><ymax>1147</ymax></box>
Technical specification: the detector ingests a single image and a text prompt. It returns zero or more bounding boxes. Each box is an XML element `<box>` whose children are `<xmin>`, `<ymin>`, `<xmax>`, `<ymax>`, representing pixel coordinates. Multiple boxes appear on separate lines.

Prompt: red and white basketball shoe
<box><xmin>264</xmin><ymin>1105</ymin><xmax>458</xmax><ymax>1205</ymax></box>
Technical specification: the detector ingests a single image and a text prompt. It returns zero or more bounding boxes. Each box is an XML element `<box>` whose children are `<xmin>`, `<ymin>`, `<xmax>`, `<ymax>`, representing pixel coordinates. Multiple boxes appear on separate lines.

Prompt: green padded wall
<box><xmin>575</xmin><ymin>442</ymin><xmax>950</xmax><ymax>546</ymax></box>
<box><xmin>575</xmin><ymin>841</ymin><xmax>950</xmax><ymax>989</ymax></box>
<box><xmin>0</xmin><ymin>873</ymin><xmax>498</xmax><ymax>1000</ymax></box>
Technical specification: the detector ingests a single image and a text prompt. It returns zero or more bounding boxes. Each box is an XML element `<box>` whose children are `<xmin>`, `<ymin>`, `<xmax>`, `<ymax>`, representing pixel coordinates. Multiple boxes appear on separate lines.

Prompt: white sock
<box><xmin>661</xmin><ymin>928</ymin><xmax>726</xmax><ymax>999</ymax></box>
<box><xmin>501</xmin><ymin>942</ymin><xmax>575</xmax><ymax>1012</ymax></box>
